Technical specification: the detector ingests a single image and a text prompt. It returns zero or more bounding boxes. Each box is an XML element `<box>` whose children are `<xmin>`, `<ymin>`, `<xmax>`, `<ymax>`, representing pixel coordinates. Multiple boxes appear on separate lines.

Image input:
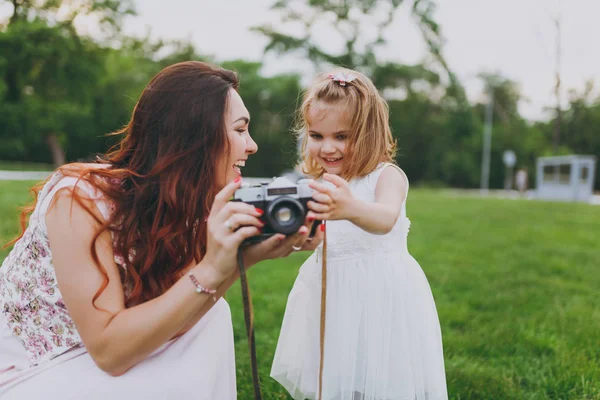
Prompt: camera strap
<box><xmin>237</xmin><ymin>249</ymin><xmax>262</xmax><ymax>399</ymax></box>
<box><xmin>318</xmin><ymin>221</ymin><xmax>327</xmax><ymax>400</ymax></box>
<box><xmin>237</xmin><ymin>221</ymin><xmax>328</xmax><ymax>400</ymax></box>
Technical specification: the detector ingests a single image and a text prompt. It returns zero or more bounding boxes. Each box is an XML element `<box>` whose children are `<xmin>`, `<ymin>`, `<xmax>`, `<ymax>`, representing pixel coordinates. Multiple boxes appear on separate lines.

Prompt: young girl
<box><xmin>270</xmin><ymin>69</ymin><xmax>448</xmax><ymax>400</ymax></box>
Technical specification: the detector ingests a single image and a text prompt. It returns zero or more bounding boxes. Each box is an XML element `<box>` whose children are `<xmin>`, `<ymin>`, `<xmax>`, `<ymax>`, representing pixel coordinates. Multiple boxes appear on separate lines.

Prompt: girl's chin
<box><xmin>320</xmin><ymin>163</ymin><xmax>343</xmax><ymax>174</ymax></box>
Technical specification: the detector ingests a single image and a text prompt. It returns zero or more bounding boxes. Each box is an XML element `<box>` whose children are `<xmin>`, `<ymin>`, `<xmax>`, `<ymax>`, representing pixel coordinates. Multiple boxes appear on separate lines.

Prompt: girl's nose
<box><xmin>321</xmin><ymin>141</ymin><xmax>336</xmax><ymax>154</ymax></box>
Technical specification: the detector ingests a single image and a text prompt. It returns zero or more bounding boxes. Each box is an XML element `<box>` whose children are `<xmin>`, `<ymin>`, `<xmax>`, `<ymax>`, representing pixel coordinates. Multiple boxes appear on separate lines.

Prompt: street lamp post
<box><xmin>480</xmin><ymin>84</ymin><xmax>494</xmax><ymax>191</ymax></box>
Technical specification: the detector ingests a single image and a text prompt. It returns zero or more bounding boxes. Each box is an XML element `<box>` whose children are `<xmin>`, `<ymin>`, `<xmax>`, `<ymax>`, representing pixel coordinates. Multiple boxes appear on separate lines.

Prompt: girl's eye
<box><xmin>336</xmin><ymin>135</ymin><xmax>347</xmax><ymax>141</ymax></box>
<box><xmin>236</xmin><ymin>129</ymin><xmax>246</xmax><ymax>134</ymax></box>
<box><xmin>309</xmin><ymin>134</ymin><xmax>322</xmax><ymax>140</ymax></box>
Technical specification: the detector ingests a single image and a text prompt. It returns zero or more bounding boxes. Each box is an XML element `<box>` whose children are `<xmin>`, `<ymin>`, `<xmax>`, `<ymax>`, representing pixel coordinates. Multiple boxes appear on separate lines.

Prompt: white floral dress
<box><xmin>0</xmin><ymin>171</ymin><xmax>237</xmax><ymax>399</ymax></box>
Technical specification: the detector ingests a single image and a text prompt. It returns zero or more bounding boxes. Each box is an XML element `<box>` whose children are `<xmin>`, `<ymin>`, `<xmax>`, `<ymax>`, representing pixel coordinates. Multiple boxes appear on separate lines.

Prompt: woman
<box><xmin>0</xmin><ymin>61</ymin><xmax>322</xmax><ymax>399</ymax></box>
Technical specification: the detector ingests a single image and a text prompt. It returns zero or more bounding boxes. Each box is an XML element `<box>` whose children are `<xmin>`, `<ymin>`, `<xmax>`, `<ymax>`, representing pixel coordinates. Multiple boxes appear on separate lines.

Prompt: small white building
<box><xmin>536</xmin><ymin>155</ymin><xmax>597</xmax><ymax>202</ymax></box>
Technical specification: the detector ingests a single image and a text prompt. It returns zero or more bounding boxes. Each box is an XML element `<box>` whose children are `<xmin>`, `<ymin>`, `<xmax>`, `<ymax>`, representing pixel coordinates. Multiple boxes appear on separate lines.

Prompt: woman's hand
<box><xmin>307</xmin><ymin>174</ymin><xmax>357</xmax><ymax>221</ymax></box>
<box><xmin>242</xmin><ymin>213</ymin><xmax>325</xmax><ymax>267</ymax></box>
<box><xmin>203</xmin><ymin>178</ymin><xmax>264</xmax><ymax>281</ymax></box>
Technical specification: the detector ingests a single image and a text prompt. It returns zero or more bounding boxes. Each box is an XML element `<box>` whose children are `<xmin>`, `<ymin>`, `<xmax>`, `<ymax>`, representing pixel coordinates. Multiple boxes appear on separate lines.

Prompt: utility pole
<box><xmin>552</xmin><ymin>7</ymin><xmax>562</xmax><ymax>153</ymax></box>
<box><xmin>480</xmin><ymin>84</ymin><xmax>494</xmax><ymax>191</ymax></box>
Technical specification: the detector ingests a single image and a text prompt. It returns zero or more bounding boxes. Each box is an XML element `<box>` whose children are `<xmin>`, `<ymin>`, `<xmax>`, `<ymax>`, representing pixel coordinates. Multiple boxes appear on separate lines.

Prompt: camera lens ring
<box><xmin>266</xmin><ymin>197</ymin><xmax>305</xmax><ymax>235</ymax></box>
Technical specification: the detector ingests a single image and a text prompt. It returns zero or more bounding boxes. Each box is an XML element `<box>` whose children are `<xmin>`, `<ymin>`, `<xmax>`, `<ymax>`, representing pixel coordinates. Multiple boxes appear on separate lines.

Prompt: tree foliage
<box><xmin>0</xmin><ymin>0</ymin><xmax>597</xmax><ymax>189</ymax></box>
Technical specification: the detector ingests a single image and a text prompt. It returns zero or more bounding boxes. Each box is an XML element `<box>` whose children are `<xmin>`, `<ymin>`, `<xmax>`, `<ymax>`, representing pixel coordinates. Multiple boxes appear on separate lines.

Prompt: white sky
<box><xmin>3</xmin><ymin>0</ymin><xmax>599</xmax><ymax>121</ymax></box>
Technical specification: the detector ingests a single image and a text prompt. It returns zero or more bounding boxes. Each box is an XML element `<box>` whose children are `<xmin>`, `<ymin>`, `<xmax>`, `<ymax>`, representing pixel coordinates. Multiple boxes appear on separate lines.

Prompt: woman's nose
<box><xmin>246</xmin><ymin>135</ymin><xmax>258</xmax><ymax>154</ymax></box>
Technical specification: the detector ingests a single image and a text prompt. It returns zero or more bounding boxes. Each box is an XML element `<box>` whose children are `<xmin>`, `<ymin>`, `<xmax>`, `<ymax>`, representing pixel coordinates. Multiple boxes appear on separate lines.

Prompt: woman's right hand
<box><xmin>202</xmin><ymin>178</ymin><xmax>264</xmax><ymax>282</ymax></box>
<box><xmin>242</xmin><ymin>212</ymin><xmax>324</xmax><ymax>268</ymax></box>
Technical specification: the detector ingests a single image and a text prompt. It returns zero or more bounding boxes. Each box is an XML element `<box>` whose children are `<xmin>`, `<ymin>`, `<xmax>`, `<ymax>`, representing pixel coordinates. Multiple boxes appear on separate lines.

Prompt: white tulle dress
<box><xmin>270</xmin><ymin>163</ymin><xmax>448</xmax><ymax>400</ymax></box>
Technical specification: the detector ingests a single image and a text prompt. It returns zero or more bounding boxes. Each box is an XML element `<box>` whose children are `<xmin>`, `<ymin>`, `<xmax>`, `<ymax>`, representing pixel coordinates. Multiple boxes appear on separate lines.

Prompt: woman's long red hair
<box><xmin>7</xmin><ymin>61</ymin><xmax>238</xmax><ymax>307</ymax></box>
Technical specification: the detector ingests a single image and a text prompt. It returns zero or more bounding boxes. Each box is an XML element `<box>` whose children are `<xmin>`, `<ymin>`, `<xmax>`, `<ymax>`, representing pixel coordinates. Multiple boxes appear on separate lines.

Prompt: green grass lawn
<box><xmin>1</xmin><ymin>181</ymin><xmax>599</xmax><ymax>399</ymax></box>
<box><xmin>0</xmin><ymin>161</ymin><xmax>53</xmax><ymax>171</ymax></box>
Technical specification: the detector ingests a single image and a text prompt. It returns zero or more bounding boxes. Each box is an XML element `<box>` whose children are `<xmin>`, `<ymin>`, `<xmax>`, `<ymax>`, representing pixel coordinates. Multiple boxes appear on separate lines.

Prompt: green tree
<box><xmin>253</xmin><ymin>0</ymin><xmax>465</xmax><ymax>101</ymax></box>
<box><xmin>0</xmin><ymin>20</ymin><xmax>104</xmax><ymax>165</ymax></box>
<box><xmin>0</xmin><ymin>0</ymin><xmax>135</xmax><ymax>166</ymax></box>
<box><xmin>251</xmin><ymin>0</ymin><xmax>485</xmax><ymax>186</ymax></box>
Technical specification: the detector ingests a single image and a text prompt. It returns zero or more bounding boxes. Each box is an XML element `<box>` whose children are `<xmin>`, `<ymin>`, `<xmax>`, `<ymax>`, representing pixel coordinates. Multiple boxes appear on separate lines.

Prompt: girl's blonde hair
<box><xmin>296</xmin><ymin>67</ymin><xmax>397</xmax><ymax>180</ymax></box>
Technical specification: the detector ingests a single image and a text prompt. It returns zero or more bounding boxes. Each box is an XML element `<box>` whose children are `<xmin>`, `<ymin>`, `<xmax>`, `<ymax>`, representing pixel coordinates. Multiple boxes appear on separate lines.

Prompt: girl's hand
<box><xmin>243</xmin><ymin>213</ymin><xmax>325</xmax><ymax>267</ymax></box>
<box><xmin>203</xmin><ymin>179</ymin><xmax>264</xmax><ymax>281</ymax></box>
<box><xmin>308</xmin><ymin>174</ymin><xmax>356</xmax><ymax>221</ymax></box>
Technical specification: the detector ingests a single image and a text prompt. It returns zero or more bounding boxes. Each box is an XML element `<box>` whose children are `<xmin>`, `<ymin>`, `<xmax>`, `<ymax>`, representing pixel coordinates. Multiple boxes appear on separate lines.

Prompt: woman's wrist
<box><xmin>241</xmin><ymin>250</ymin><xmax>257</xmax><ymax>269</ymax></box>
<box><xmin>190</xmin><ymin>261</ymin><xmax>229</xmax><ymax>291</ymax></box>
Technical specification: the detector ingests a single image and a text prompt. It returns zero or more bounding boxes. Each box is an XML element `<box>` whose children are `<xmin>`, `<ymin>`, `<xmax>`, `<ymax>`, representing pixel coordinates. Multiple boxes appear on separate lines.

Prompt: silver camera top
<box><xmin>234</xmin><ymin>177</ymin><xmax>314</xmax><ymax>202</ymax></box>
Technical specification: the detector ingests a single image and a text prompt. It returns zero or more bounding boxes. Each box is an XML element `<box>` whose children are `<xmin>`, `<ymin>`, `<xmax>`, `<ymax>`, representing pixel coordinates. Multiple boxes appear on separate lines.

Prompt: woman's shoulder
<box><xmin>40</xmin><ymin>163</ymin><xmax>114</xmax><ymax>221</ymax></box>
<box><xmin>57</xmin><ymin>162</ymin><xmax>111</xmax><ymax>178</ymax></box>
<box><xmin>46</xmin><ymin>164</ymin><xmax>105</xmax><ymax>198</ymax></box>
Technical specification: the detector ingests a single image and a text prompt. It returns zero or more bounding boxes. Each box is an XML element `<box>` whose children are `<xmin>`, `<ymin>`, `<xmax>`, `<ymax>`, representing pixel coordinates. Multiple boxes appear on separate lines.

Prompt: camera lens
<box><xmin>275</xmin><ymin>207</ymin><xmax>293</xmax><ymax>224</ymax></box>
<box><xmin>266</xmin><ymin>197</ymin><xmax>305</xmax><ymax>235</ymax></box>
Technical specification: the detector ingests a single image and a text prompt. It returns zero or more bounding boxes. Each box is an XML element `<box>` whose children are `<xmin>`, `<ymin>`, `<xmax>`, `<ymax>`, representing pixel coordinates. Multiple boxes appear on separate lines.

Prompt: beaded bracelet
<box><xmin>188</xmin><ymin>271</ymin><xmax>217</xmax><ymax>301</ymax></box>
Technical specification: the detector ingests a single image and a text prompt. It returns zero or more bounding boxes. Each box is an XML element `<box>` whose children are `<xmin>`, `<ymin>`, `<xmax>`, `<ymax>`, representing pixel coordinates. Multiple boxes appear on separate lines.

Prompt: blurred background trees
<box><xmin>1</xmin><ymin>0</ymin><xmax>598</xmax><ymax>189</ymax></box>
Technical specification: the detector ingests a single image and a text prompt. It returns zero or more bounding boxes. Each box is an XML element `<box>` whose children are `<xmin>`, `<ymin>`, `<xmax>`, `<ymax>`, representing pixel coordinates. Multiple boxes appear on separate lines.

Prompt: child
<box><xmin>270</xmin><ymin>69</ymin><xmax>448</xmax><ymax>400</ymax></box>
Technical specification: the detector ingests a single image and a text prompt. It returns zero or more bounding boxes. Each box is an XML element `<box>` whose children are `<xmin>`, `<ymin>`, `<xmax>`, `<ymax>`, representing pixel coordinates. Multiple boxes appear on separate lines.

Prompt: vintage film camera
<box><xmin>232</xmin><ymin>177</ymin><xmax>321</xmax><ymax>244</ymax></box>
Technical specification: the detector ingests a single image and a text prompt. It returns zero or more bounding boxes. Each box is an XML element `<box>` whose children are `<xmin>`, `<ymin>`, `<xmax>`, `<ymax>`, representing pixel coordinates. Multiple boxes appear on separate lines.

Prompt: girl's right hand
<box><xmin>308</xmin><ymin>174</ymin><xmax>356</xmax><ymax>221</ymax></box>
<box><xmin>202</xmin><ymin>178</ymin><xmax>264</xmax><ymax>282</ymax></box>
